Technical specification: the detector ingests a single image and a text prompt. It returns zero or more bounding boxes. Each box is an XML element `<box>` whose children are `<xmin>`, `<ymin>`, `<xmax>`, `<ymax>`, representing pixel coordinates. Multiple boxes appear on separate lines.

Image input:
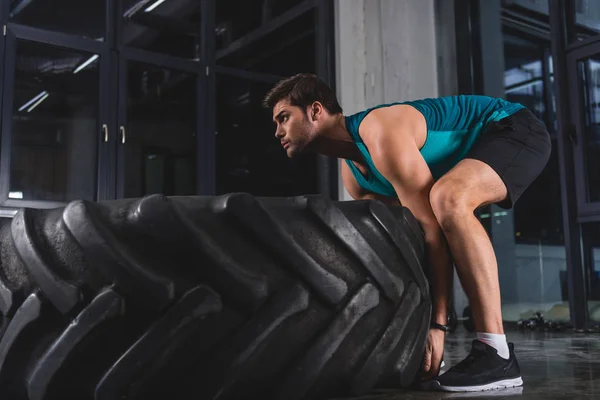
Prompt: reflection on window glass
<box><xmin>502</xmin><ymin>0</ymin><xmax>549</xmax><ymax>15</ymax></box>
<box><xmin>216</xmin><ymin>0</ymin><xmax>308</xmax><ymax>48</ymax></box>
<box><xmin>10</xmin><ymin>0</ymin><xmax>105</xmax><ymax>40</ymax></box>
<box><xmin>215</xmin><ymin>73</ymin><xmax>317</xmax><ymax>196</ymax></box>
<box><xmin>504</xmin><ymin>60</ymin><xmax>542</xmax><ymax>86</ymax></box>
<box><xmin>503</xmin><ymin>34</ymin><xmax>550</xmax><ymax>130</ymax></box>
<box><xmin>576</xmin><ymin>2</ymin><xmax>600</xmax><ymax>41</ymax></box>
<box><xmin>216</xmin><ymin>9</ymin><xmax>316</xmax><ymax>77</ymax></box>
<box><xmin>10</xmin><ymin>40</ymin><xmax>99</xmax><ymax>202</ymax></box>
<box><xmin>577</xmin><ymin>57</ymin><xmax>600</xmax><ymax>203</ymax></box>
<box><xmin>582</xmin><ymin>223</ymin><xmax>600</xmax><ymax>323</ymax></box>
<box><xmin>123</xmin><ymin>62</ymin><xmax>197</xmax><ymax>198</ymax></box>
<box><xmin>501</xmin><ymin>0</ymin><xmax>600</xmax><ymax>44</ymax></box>
<box><xmin>122</xmin><ymin>0</ymin><xmax>201</xmax><ymax>59</ymax></box>
<box><xmin>506</xmin><ymin>81</ymin><xmax>545</xmax><ymax>122</ymax></box>
<box><xmin>503</xmin><ymin>31</ymin><xmax>562</xmax><ymax>245</ymax></box>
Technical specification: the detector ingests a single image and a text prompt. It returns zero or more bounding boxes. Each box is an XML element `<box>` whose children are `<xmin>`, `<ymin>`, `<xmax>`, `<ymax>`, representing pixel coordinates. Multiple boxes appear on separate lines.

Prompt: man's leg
<box><xmin>424</xmin><ymin>158</ymin><xmax>523</xmax><ymax>392</ymax></box>
<box><xmin>423</xmin><ymin>109</ymin><xmax>551</xmax><ymax>392</ymax></box>
<box><xmin>429</xmin><ymin>158</ymin><xmax>506</xmax><ymax>336</ymax></box>
<box><xmin>430</xmin><ymin>110</ymin><xmax>551</xmax><ymax>338</ymax></box>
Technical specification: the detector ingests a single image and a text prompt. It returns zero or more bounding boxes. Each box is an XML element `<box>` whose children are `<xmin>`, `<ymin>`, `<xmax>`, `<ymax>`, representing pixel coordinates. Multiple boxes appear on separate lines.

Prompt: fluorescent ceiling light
<box><xmin>27</xmin><ymin>92</ymin><xmax>49</xmax><ymax>112</ymax></box>
<box><xmin>8</xmin><ymin>191</ymin><xmax>23</xmax><ymax>199</ymax></box>
<box><xmin>124</xmin><ymin>0</ymin><xmax>153</xmax><ymax>18</ymax></box>
<box><xmin>73</xmin><ymin>54</ymin><xmax>99</xmax><ymax>74</ymax></box>
<box><xmin>19</xmin><ymin>91</ymin><xmax>48</xmax><ymax>112</ymax></box>
<box><xmin>145</xmin><ymin>0</ymin><xmax>167</xmax><ymax>12</ymax></box>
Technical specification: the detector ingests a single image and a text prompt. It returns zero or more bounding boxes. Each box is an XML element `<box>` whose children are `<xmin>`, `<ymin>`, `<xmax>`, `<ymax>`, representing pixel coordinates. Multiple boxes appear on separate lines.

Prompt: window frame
<box><xmin>0</xmin><ymin>23</ymin><xmax>110</xmax><ymax>210</ymax></box>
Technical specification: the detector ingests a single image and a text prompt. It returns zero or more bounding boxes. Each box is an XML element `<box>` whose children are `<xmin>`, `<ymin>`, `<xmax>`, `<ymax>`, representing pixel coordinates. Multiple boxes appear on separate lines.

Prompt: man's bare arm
<box><xmin>372</xmin><ymin>131</ymin><xmax>453</xmax><ymax>326</ymax></box>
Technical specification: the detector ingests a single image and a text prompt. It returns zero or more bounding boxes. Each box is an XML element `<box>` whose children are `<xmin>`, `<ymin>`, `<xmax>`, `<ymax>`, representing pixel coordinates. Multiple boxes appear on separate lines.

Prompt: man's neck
<box><xmin>308</xmin><ymin>114</ymin><xmax>364</xmax><ymax>162</ymax></box>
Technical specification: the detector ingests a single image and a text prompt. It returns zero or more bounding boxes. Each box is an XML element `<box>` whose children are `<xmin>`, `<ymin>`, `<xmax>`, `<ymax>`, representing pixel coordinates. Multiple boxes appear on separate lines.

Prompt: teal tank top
<box><xmin>344</xmin><ymin>95</ymin><xmax>525</xmax><ymax>198</ymax></box>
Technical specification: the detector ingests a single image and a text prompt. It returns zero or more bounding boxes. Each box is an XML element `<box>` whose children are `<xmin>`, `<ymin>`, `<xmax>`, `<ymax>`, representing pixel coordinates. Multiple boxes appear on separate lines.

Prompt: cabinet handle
<box><xmin>120</xmin><ymin>125</ymin><xmax>126</xmax><ymax>144</ymax></box>
<box><xmin>102</xmin><ymin>124</ymin><xmax>108</xmax><ymax>142</ymax></box>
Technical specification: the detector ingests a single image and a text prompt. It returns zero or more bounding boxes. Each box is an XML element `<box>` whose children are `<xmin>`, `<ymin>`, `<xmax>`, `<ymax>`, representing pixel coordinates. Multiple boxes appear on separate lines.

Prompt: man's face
<box><xmin>272</xmin><ymin>99</ymin><xmax>316</xmax><ymax>158</ymax></box>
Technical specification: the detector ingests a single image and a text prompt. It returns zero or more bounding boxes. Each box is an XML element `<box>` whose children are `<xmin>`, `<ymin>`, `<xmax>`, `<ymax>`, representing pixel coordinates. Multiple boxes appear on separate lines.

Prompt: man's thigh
<box><xmin>463</xmin><ymin>108</ymin><xmax>552</xmax><ymax>209</ymax></box>
<box><xmin>432</xmin><ymin>158</ymin><xmax>508</xmax><ymax>211</ymax></box>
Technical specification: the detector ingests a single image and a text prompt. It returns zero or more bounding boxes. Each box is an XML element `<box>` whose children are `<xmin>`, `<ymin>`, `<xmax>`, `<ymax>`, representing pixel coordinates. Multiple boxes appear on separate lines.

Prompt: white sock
<box><xmin>476</xmin><ymin>332</ymin><xmax>510</xmax><ymax>359</ymax></box>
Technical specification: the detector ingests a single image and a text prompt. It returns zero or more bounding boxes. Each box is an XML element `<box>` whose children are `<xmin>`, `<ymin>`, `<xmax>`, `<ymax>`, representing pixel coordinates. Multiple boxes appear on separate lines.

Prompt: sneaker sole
<box><xmin>424</xmin><ymin>377</ymin><xmax>523</xmax><ymax>392</ymax></box>
<box><xmin>438</xmin><ymin>387</ymin><xmax>524</xmax><ymax>398</ymax></box>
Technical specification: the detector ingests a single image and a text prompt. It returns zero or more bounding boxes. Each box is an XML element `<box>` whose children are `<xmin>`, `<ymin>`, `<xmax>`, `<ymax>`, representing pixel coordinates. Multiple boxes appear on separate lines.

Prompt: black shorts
<box><xmin>466</xmin><ymin>107</ymin><xmax>552</xmax><ymax>209</ymax></box>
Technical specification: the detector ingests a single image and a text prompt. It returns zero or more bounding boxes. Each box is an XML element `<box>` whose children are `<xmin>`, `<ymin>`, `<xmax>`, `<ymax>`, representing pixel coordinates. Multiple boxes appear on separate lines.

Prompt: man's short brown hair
<box><xmin>262</xmin><ymin>73</ymin><xmax>343</xmax><ymax>115</ymax></box>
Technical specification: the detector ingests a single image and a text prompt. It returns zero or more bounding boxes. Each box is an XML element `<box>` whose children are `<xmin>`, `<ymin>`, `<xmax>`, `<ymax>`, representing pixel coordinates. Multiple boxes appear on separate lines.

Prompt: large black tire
<box><xmin>0</xmin><ymin>193</ymin><xmax>430</xmax><ymax>400</ymax></box>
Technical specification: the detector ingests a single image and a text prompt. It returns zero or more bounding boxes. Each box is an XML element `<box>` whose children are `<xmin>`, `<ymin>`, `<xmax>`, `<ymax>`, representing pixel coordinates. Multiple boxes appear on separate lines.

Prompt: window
<box><xmin>214</xmin><ymin>1</ymin><xmax>320</xmax><ymax>197</ymax></box>
<box><xmin>493</xmin><ymin>15</ymin><xmax>569</xmax><ymax>322</ymax></box>
<box><xmin>574</xmin><ymin>1</ymin><xmax>600</xmax><ymax>41</ymax></box>
<box><xmin>581</xmin><ymin>223</ymin><xmax>600</xmax><ymax>322</ymax></box>
<box><xmin>5</xmin><ymin>40</ymin><xmax>100</xmax><ymax>203</ymax></box>
<box><xmin>121</xmin><ymin>62</ymin><xmax>197</xmax><ymax>198</ymax></box>
<box><xmin>503</xmin><ymin>32</ymin><xmax>564</xmax><ymax>245</ymax></box>
<box><xmin>575</xmin><ymin>56</ymin><xmax>600</xmax><ymax>203</ymax></box>
<box><xmin>215</xmin><ymin>0</ymin><xmax>310</xmax><ymax>50</ymax></box>
<box><xmin>216</xmin><ymin>8</ymin><xmax>316</xmax><ymax>77</ymax></box>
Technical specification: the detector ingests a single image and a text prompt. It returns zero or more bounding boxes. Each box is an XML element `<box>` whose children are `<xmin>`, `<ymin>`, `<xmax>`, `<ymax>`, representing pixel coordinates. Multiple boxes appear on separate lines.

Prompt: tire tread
<box><xmin>0</xmin><ymin>194</ymin><xmax>430</xmax><ymax>400</ymax></box>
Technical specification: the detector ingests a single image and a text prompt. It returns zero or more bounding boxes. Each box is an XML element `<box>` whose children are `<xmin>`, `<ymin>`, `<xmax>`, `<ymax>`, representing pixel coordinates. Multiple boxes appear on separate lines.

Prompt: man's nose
<box><xmin>275</xmin><ymin>129</ymin><xmax>285</xmax><ymax>139</ymax></box>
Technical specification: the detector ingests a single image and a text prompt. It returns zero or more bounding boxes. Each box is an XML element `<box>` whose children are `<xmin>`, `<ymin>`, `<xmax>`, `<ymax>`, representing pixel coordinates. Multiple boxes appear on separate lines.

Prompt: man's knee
<box><xmin>430</xmin><ymin>181</ymin><xmax>474</xmax><ymax>231</ymax></box>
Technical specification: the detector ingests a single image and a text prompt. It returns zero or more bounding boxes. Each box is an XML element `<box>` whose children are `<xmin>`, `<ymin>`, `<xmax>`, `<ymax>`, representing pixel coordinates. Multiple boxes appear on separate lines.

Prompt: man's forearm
<box><xmin>423</xmin><ymin>227</ymin><xmax>454</xmax><ymax>325</ymax></box>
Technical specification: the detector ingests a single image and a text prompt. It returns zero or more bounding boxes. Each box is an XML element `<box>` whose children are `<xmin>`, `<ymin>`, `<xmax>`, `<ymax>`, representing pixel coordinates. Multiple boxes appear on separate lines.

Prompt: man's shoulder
<box><xmin>363</xmin><ymin>110</ymin><xmax>424</xmax><ymax>167</ymax></box>
<box><xmin>361</xmin><ymin>103</ymin><xmax>418</xmax><ymax>127</ymax></box>
<box><xmin>366</xmin><ymin>104</ymin><xmax>426</xmax><ymax>140</ymax></box>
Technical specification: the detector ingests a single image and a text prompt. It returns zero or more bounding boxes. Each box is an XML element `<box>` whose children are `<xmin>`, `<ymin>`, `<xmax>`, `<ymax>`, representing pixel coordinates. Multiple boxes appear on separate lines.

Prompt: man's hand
<box><xmin>422</xmin><ymin>328</ymin><xmax>446</xmax><ymax>380</ymax></box>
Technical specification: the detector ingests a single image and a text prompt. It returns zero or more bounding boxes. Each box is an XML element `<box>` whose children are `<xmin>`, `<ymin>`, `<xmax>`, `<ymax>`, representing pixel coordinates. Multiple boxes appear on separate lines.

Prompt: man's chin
<box><xmin>286</xmin><ymin>143</ymin><xmax>311</xmax><ymax>158</ymax></box>
<box><xmin>286</xmin><ymin>146</ymin><xmax>300</xmax><ymax>158</ymax></box>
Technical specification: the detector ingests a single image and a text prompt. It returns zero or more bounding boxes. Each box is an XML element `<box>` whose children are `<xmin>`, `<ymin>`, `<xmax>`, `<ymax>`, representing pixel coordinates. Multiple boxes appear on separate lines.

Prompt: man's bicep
<box><xmin>374</xmin><ymin>137</ymin><xmax>438</xmax><ymax>229</ymax></box>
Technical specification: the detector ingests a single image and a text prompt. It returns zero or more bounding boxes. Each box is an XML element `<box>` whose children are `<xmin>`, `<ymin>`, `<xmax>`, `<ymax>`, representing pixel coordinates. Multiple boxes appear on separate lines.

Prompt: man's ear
<box><xmin>311</xmin><ymin>102</ymin><xmax>323</xmax><ymax>120</ymax></box>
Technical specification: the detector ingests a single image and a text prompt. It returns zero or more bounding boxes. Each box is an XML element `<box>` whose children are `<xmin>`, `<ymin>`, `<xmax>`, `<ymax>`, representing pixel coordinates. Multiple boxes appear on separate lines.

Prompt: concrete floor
<box><xmin>332</xmin><ymin>326</ymin><xmax>600</xmax><ymax>400</ymax></box>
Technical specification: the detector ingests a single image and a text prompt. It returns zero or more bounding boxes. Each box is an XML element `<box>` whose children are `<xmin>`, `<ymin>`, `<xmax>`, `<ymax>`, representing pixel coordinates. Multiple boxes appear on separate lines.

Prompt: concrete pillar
<box><xmin>334</xmin><ymin>0</ymin><xmax>439</xmax><ymax>201</ymax></box>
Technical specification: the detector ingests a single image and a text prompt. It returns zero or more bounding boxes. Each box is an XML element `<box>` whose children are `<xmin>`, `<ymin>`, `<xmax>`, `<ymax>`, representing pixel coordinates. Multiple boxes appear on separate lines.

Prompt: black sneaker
<box><xmin>422</xmin><ymin>340</ymin><xmax>523</xmax><ymax>392</ymax></box>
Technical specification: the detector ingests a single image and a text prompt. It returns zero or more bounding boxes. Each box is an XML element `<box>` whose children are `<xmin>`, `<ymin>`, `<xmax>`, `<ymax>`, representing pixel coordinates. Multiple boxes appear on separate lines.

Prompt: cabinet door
<box><xmin>0</xmin><ymin>25</ymin><xmax>109</xmax><ymax>208</ymax></box>
<box><xmin>116</xmin><ymin>50</ymin><xmax>203</xmax><ymax>199</ymax></box>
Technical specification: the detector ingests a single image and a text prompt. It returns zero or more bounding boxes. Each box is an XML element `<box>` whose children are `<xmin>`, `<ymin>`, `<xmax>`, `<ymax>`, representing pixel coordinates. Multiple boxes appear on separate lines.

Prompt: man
<box><xmin>262</xmin><ymin>73</ymin><xmax>551</xmax><ymax>392</ymax></box>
